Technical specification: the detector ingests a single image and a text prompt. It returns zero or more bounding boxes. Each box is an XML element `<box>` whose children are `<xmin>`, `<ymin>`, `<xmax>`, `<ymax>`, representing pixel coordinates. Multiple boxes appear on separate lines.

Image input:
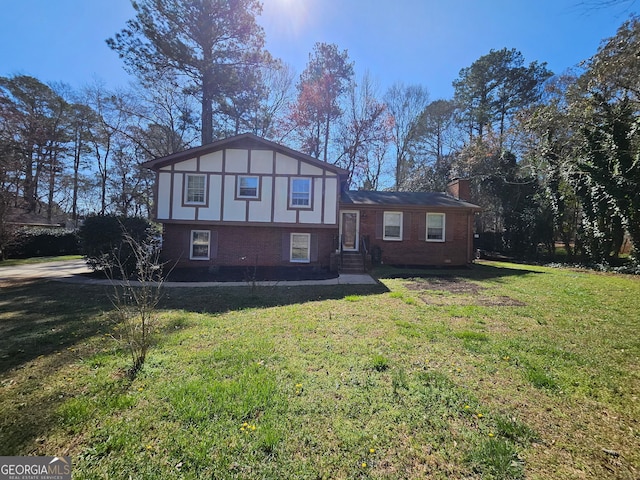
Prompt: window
<box><xmin>190</xmin><ymin>230</ymin><xmax>210</xmax><ymax>260</ymax></box>
<box><xmin>290</xmin><ymin>178</ymin><xmax>311</xmax><ymax>207</ymax></box>
<box><xmin>290</xmin><ymin>233</ymin><xmax>310</xmax><ymax>263</ymax></box>
<box><xmin>185</xmin><ymin>174</ymin><xmax>206</xmax><ymax>204</ymax></box>
<box><xmin>426</xmin><ymin>213</ymin><xmax>445</xmax><ymax>242</ymax></box>
<box><xmin>383</xmin><ymin>211</ymin><xmax>403</xmax><ymax>241</ymax></box>
<box><xmin>237</xmin><ymin>175</ymin><xmax>259</xmax><ymax>199</ymax></box>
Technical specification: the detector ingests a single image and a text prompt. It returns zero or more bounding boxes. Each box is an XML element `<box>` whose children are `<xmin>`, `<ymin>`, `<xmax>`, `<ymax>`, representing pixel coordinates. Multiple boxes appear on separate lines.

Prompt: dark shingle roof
<box><xmin>341</xmin><ymin>190</ymin><xmax>480</xmax><ymax>209</ymax></box>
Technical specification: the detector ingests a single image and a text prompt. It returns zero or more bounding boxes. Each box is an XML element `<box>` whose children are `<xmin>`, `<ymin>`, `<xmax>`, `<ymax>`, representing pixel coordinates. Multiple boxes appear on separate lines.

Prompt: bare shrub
<box><xmin>107</xmin><ymin>230</ymin><xmax>165</xmax><ymax>378</ymax></box>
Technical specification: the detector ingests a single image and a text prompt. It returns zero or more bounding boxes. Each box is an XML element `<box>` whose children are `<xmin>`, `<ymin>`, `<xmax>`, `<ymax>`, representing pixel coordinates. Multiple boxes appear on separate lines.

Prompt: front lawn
<box><xmin>0</xmin><ymin>261</ymin><xmax>638</xmax><ymax>479</ymax></box>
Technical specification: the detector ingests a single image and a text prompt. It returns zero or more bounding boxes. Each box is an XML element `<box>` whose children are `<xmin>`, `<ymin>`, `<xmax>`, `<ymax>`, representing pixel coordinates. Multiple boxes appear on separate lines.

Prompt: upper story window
<box><xmin>426</xmin><ymin>213</ymin><xmax>446</xmax><ymax>242</ymax></box>
<box><xmin>185</xmin><ymin>174</ymin><xmax>206</xmax><ymax>204</ymax></box>
<box><xmin>383</xmin><ymin>211</ymin><xmax>403</xmax><ymax>241</ymax></box>
<box><xmin>237</xmin><ymin>175</ymin><xmax>259</xmax><ymax>199</ymax></box>
<box><xmin>290</xmin><ymin>177</ymin><xmax>311</xmax><ymax>208</ymax></box>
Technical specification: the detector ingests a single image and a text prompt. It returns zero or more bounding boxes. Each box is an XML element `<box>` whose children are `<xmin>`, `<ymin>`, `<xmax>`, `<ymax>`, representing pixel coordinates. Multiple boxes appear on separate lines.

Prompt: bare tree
<box><xmin>383</xmin><ymin>83</ymin><xmax>430</xmax><ymax>190</ymax></box>
<box><xmin>290</xmin><ymin>43</ymin><xmax>354</xmax><ymax>161</ymax></box>
<box><xmin>336</xmin><ymin>72</ymin><xmax>392</xmax><ymax>189</ymax></box>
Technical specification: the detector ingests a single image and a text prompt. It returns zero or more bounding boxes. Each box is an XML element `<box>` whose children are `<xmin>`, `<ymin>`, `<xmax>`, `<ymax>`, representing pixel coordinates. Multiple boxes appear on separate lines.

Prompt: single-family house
<box><xmin>142</xmin><ymin>133</ymin><xmax>480</xmax><ymax>274</ymax></box>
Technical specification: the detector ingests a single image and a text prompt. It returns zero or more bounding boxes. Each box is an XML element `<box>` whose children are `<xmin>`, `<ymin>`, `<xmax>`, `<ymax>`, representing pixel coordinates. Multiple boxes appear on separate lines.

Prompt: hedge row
<box><xmin>3</xmin><ymin>217</ymin><xmax>159</xmax><ymax>271</ymax></box>
<box><xmin>5</xmin><ymin>227</ymin><xmax>79</xmax><ymax>259</ymax></box>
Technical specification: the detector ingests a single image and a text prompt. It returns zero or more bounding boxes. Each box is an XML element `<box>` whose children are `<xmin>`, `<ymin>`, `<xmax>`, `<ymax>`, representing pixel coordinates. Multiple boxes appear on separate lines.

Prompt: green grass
<box><xmin>0</xmin><ymin>261</ymin><xmax>639</xmax><ymax>479</ymax></box>
<box><xmin>0</xmin><ymin>255</ymin><xmax>82</xmax><ymax>267</ymax></box>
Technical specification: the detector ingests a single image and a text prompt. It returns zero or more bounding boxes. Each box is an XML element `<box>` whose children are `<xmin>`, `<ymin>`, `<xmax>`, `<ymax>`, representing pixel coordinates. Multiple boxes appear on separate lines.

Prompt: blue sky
<box><xmin>0</xmin><ymin>0</ymin><xmax>635</xmax><ymax>101</ymax></box>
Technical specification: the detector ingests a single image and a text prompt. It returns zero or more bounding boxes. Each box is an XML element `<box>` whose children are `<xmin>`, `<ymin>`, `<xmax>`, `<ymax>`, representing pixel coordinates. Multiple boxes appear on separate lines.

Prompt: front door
<box><xmin>340</xmin><ymin>210</ymin><xmax>359</xmax><ymax>251</ymax></box>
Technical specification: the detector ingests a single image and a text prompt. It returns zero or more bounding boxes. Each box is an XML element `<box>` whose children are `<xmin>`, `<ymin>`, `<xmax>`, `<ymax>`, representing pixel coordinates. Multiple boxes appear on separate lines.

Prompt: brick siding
<box><xmin>162</xmin><ymin>224</ymin><xmax>336</xmax><ymax>268</ymax></box>
<box><xmin>360</xmin><ymin>207</ymin><xmax>474</xmax><ymax>266</ymax></box>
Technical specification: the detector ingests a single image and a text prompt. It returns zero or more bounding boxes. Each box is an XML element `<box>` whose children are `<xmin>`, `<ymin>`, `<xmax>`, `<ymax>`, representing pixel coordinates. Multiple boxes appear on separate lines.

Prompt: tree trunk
<box><xmin>47</xmin><ymin>152</ymin><xmax>56</xmax><ymax>222</ymax></box>
<box><xmin>323</xmin><ymin>114</ymin><xmax>330</xmax><ymax>162</ymax></box>
<box><xmin>202</xmin><ymin>90</ymin><xmax>213</xmax><ymax>145</ymax></box>
<box><xmin>33</xmin><ymin>153</ymin><xmax>44</xmax><ymax>213</ymax></box>
<box><xmin>72</xmin><ymin>128</ymin><xmax>81</xmax><ymax>226</ymax></box>
<box><xmin>23</xmin><ymin>148</ymin><xmax>37</xmax><ymax>212</ymax></box>
<box><xmin>202</xmin><ymin>60</ymin><xmax>214</xmax><ymax>145</ymax></box>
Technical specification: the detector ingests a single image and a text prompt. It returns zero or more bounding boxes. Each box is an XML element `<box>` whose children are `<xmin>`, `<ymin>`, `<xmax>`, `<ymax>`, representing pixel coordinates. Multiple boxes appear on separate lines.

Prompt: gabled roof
<box><xmin>142</xmin><ymin>132</ymin><xmax>349</xmax><ymax>177</ymax></box>
<box><xmin>341</xmin><ymin>190</ymin><xmax>481</xmax><ymax>210</ymax></box>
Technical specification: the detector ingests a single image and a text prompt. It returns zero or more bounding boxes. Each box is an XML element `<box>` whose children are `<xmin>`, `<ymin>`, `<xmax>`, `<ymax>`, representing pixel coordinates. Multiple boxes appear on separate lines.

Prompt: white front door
<box><xmin>340</xmin><ymin>210</ymin><xmax>359</xmax><ymax>251</ymax></box>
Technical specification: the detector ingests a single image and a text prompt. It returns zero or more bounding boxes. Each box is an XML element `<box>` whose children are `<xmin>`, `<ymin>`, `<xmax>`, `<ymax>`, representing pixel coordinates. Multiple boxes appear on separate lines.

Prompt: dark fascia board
<box><xmin>142</xmin><ymin>132</ymin><xmax>349</xmax><ymax>177</ymax></box>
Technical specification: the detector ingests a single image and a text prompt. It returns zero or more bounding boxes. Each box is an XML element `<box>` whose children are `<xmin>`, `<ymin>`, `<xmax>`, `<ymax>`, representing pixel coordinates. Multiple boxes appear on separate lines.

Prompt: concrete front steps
<box><xmin>339</xmin><ymin>251</ymin><xmax>366</xmax><ymax>273</ymax></box>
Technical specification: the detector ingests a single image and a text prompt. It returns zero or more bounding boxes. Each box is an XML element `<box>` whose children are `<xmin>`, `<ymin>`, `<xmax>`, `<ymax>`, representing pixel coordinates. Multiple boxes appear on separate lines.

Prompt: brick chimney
<box><xmin>446</xmin><ymin>178</ymin><xmax>471</xmax><ymax>202</ymax></box>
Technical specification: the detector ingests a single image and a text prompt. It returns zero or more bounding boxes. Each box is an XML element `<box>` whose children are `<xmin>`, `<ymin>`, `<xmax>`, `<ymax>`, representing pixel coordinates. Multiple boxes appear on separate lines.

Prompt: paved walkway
<box><xmin>0</xmin><ymin>260</ymin><xmax>378</xmax><ymax>286</ymax></box>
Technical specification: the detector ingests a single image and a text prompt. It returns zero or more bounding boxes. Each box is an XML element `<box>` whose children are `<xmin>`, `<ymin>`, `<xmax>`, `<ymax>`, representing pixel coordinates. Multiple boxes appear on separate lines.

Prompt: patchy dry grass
<box><xmin>0</xmin><ymin>261</ymin><xmax>638</xmax><ymax>479</ymax></box>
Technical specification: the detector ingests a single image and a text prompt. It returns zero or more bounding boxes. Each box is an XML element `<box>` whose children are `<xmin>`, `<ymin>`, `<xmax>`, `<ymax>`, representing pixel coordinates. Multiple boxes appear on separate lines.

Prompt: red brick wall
<box><xmin>446</xmin><ymin>178</ymin><xmax>471</xmax><ymax>202</ymax></box>
<box><xmin>359</xmin><ymin>207</ymin><xmax>474</xmax><ymax>266</ymax></box>
<box><xmin>162</xmin><ymin>224</ymin><xmax>336</xmax><ymax>268</ymax></box>
<box><xmin>160</xmin><ymin>209</ymin><xmax>475</xmax><ymax>268</ymax></box>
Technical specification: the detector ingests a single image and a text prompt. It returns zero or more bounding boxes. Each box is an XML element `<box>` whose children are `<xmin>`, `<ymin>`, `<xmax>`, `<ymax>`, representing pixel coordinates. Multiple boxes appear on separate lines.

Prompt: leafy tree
<box><xmin>453</xmin><ymin>48</ymin><xmax>552</xmax><ymax>147</ymax></box>
<box><xmin>487</xmin><ymin>152</ymin><xmax>553</xmax><ymax>258</ymax></box>
<box><xmin>518</xmin><ymin>75</ymin><xmax>583</xmax><ymax>259</ymax></box>
<box><xmin>290</xmin><ymin>42</ymin><xmax>354</xmax><ymax>161</ymax></box>
<box><xmin>0</xmin><ymin>75</ymin><xmax>71</xmax><ymax>214</ymax></box>
<box><xmin>107</xmin><ymin>0</ymin><xmax>269</xmax><ymax>145</ymax></box>
<box><xmin>407</xmin><ymin>99</ymin><xmax>458</xmax><ymax>191</ymax></box>
<box><xmin>448</xmin><ymin>49</ymin><xmax>553</xmax><ymax>258</ymax></box>
<box><xmin>0</xmin><ymin>148</ymin><xmax>15</xmax><ymax>259</ymax></box>
<box><xmin>40</xmin><ymin>83</ymin><xmax>73</xmax><ymax>222</ymax></box>
<box><xmin>578</xmin><ymin>97</ymin><xmax>640</xmax><ymax>257</ymax></box>
<box><xmin>571</xmin><ymin>15</ymin><xmax>640</xmax><ymax>259</ymax></box>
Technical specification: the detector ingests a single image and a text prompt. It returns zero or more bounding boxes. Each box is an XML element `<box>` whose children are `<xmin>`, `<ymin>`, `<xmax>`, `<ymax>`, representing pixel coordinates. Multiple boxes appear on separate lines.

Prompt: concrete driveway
<box><xmin>0</xmin><ymin>259</ymin><xmax>91</xmax><ymax>282</ymax></box>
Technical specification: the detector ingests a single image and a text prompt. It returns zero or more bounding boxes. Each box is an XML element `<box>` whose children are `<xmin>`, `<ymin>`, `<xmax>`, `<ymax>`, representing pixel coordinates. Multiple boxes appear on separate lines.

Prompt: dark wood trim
<box><xmin>320</xmin><ymin>175</ymin><xmax>326</xmax><ymax>224</ymax></box>
<box><xmin>271</xmin><ymin>151</ymin><xmax>276</xmax><ymax>223</ymax></box>
<box><xmin>168</xmin><ymin>171</ymin><xmax>174</xmax><ymax>219</ymax></box>
<box><xmin>219</xmin><ymin>150</ymin><xmax>226</xmax><ymax>221</ymax></box>
<box><xmin>142</xmin><ymin>133</ymin><xmax>349</xmax><ymax>179</ymax></box>
<box><xmin>160</xmin><ymin>219</ymin><xmax>336</xmax><ymax>229</ymax></box>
